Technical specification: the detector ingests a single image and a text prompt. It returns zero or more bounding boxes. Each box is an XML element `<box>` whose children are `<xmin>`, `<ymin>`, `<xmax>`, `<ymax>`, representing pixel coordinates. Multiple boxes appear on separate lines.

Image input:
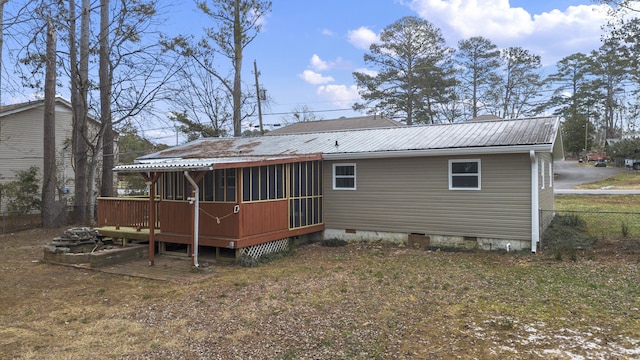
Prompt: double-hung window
<box><xmin>333</xmin><ymin>163</ymin><xmax>356</xmax><ymax>190</ymax></box>
<box><xmin>449</xmin><ymin>159</ymin><xmax>481</xmax><ymax>190</ymax></box>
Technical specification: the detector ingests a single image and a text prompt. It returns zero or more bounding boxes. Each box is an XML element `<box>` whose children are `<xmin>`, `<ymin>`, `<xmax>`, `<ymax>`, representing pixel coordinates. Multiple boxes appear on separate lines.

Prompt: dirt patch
<box><xmin>1</xmin><ymin>228</ymin><xmax>639</xmax><ymax>359</ymax></box>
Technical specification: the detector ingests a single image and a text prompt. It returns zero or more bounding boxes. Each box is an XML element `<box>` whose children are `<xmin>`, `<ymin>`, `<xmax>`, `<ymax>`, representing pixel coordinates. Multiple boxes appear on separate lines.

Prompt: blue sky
<box><xmin>1</xmin><ymin>0</ymin><xmax>615</xmax><ymax>143</ymax></box>
<box><xmin>153</xmin><ymin>0</ymin><xmax>613</xmax><ymax>141</ymax></box>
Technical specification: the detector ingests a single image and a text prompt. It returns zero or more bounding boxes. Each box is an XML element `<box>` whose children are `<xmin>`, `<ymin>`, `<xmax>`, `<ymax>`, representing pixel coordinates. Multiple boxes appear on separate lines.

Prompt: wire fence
<box><xmin>0</xmin><ymin>205</ymin><xmax>98</xmax><ymax>234</ymax></box>
<box><xmin>0</xmin><ymin>212</ymin><xmax>42</xmax><ymax>234</ymax></box>
<box><xmin>541</xmin><ymin>209</ymin><xmax>640</xmax><ymax>244</ymax></box>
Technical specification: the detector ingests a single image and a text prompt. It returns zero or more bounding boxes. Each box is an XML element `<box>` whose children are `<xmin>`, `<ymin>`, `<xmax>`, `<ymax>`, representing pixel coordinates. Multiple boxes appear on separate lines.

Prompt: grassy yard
<box><xmin>1</xmin><ymin>224</ymin><xmax>639</xmax><ymax>359</ymax></box>
<box><xmin>555</xmin><ymin>195</ymin><xmax>640</xmax><ymax>239</ymax></box>
<box><xmin>575</xmin><ymin>171</ymin><xmax>640</xmax><ymax>190</ymax></box>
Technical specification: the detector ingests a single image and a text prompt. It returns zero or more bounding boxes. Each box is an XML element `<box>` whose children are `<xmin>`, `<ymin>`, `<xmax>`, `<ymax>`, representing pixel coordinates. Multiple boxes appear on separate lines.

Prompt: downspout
<box><xmin>184</xmin><ymin>171</ymin><xmax>200</xmax><ymax>268</ymax></box>
<box><xmin>530</xmin><ymin>150</ymin><xmax>539</xmax><ymax>253</ymax></box>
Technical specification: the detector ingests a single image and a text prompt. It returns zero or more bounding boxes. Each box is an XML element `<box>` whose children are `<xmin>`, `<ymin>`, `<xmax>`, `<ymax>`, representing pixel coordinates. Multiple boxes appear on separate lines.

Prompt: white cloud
<box><xmin>353</xmin><ymin>67</ymin><xmax>378</xmax><ymax>77</ymax></box>
<box><xmin>347</xmin><ymin>26</ymin><xmax>379</xmax><ymax>50</ymax></box>
<box><xmin>310</xmin><ymin>54</ymin><xmax>330</xmax><ymax>71</ymax></box>
<box><xmin>316</xmin><ymin>84</ymin><xmax>361</xmax><ymax>108</ymax></box>
<box><xmin>308</xmin><ymin>54</ymin><xmax>352</xmax><ymax>71</ymax></box>
<box><xmin>322</xmin><ymin>28</ymin><xmax>334</xmax><ymax>36</ymax></box>
<box><xmin>407</xmin><ymin>0</ymin><xmax>612</xmax><ymax>63</ymax></box>
<box><xmin>299</xmin><ymin>70</ymin><xmax>334</xmax><ymax>85</ymax></box>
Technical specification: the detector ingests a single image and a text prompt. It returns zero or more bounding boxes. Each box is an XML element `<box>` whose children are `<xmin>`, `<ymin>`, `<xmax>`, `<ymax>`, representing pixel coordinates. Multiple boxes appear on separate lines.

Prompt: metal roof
<box><xmin>266</xmin><ymin>115</ymin><xmax>404</xmax><ymax>135</ymax></box>
<box><xmin>113</xmin><ymin>155</ymin><xmax>316</xmax><ymax>172</ymax></box>
<box><xmin>120</xmin><ymin>117</ymin><xmax>561</xmax><ymax>172</ymax></box>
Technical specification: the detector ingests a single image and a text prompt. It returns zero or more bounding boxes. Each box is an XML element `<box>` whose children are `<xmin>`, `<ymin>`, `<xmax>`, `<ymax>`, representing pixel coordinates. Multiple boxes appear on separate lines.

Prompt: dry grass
<box><xmin>575</xmin><ymin>171</ymin><xmax>640</xmax><ymax>190</ymax></box>
<box><xmin>1</xmin><ymin>228</ymin><xmax>640</xmax><ymax>359</ymax></box>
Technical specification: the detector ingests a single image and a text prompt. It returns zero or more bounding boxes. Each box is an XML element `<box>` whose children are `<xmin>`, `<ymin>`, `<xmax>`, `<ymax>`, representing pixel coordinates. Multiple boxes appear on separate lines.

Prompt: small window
<box><xmin>541</xmin><ymin>159</ymin><xmax>545</xmax><ymax>189</ymax></box>
<box><xmin>449</xmin><ymin>160</ymin><xmax>480</xmax><ymax>190</ymax></box>
<box><xmin>548</xmin><ymin>162</ymin><xmax>553</xmax><ymax>188</ymax></box>
<box><xmin>333</xmin><ymin>163</ymin><xmax>356</xmax><ymax>190</ymax></box>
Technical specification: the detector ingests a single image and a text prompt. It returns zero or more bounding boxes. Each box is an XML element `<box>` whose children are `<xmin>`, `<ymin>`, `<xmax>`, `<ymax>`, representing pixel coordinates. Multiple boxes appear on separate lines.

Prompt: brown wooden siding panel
<box><xmin>241</xmin><ymin>200</ymin><xmax>289</xmax><ymax>237</ymax></box>
<box><xmin>158</xmin><ymin>201</ymin><xmax>192</xmax><ymax>234</ymax></box>
<box><xmin>159</xmin><ymin>201</ymin><xmax>240</xmax><ymax>238</ymax></box>
<box><xmin>324</xmin><ymin>154</ymin><xmax>532</xmax><ymax>240</ymax></box>
<box><xmin>199</xmin><ymin>202</ymin><xmax>239</xmax><ymax>237</ymax></box>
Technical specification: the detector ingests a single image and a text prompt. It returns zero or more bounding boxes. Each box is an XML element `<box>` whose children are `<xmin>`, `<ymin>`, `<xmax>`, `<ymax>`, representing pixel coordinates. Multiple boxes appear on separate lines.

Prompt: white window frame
<box><xmin>333</xmin><ymin>163</ymin><xmax>356</xmax><ymax>190</ymax></box>
<box><xmin>541</xmin><ymin>159</ymin><xmax>545</xmax><ymax>189</ymax></box>
<box><xmin>548</xmin><ymin>162</ymin><xmax>553</xmax><ymax>187</ymax></box>
<box><xmin>449</xmin><ymin>159</ymin><xmax>481</xmax><ymax>190</ymax></box>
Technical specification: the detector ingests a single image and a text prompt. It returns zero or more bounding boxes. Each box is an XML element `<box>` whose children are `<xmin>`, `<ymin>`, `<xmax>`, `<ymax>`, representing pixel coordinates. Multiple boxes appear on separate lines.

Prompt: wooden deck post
<box><xmin>143</xmin><ymin>172</ymin><xmax>160</xmax><ymax>266</ymax></box>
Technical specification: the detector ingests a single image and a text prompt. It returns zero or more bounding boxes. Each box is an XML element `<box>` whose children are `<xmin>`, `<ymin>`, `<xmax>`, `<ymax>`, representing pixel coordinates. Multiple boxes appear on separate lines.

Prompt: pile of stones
<box><xmin>44</xmin><ymin>227</ymin><xmax>101</xmax><ymax>254</ymax></box>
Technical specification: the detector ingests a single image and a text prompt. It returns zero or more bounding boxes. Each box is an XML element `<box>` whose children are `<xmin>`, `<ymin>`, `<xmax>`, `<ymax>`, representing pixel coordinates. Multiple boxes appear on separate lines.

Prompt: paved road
<box><xmin>554</xmin><ymin>160</ymin><xmax>640</xmax><ymax>194</ymax></box>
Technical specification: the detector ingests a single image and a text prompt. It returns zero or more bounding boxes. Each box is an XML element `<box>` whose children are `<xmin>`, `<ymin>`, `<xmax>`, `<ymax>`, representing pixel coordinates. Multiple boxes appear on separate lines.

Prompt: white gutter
<box><xmin>530</xmin><ymin>150</ymin><xmax>539</xmax><ymax>253</ymax></box>
<box><xmin>323</xmin><ymin>144</ymin><xmax>553</xmax><ymax>161</ymax></box>
<box><xmin>184</xmin><ymin>171</ymin><xmax>200</xmax><ymax>268</ymax></box>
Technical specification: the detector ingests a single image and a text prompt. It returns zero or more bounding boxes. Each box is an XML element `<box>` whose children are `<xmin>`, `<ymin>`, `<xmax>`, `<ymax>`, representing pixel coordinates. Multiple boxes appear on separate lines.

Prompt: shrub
<box><xmin>542</xmin><ymin>214</ymin><xmax>596</xmax><ymax>260</ymax></box>
<box><xmin>237</xmin><ymin>247</ymin><xmax>294</xmax><ymax>267</ymax></box>
<box><xmin>2</xmin><ymin>166</ymin><xmax>42</xmax><ymax>215</ymax></box>
<box><xmin>621</xmin><ymin>221</ymin><xmax>630</xmax><ymax>238</ymax></box>
<box><xmin>237</xmin><ymin>254</ymin><xmax>259</xmax><ymax>267</ymax></box>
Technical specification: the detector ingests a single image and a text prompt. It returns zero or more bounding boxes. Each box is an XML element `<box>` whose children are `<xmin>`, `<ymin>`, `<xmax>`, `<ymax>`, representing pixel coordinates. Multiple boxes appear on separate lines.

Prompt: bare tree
<box><xmin>0</xmin><ymin>0</ymin><xmax>9</xmax><ymax>105</ymax></box>
<box><xmin>68</xmin><ymin>0</ymin><xmax>91</xmax><ymax>223</ymax></box>
<box><xmin>42</xmin><ymin>16</ymin><xmax>58</xmax><ymax>227</ymax></box>
<box><xmin>164</xmin><ymin>0</ymin><xmax>271</xmax><ymax>137</ymax></box>
<box><xmin>98</xmin><ymin>0</ymin><xmax>112</xmax><ymax>197</ymax></box>
<box><xmin>169</xmin><ymin>58</ymin><xmax>233</xmax><ymax>139</ymax></box>
<box><xmin>486</xmin><ymin>47</ymin><xmax>546</xmax><ymax>119</ymax></box>
<box><xmin>278</xmin><ymin>105</ymin><xmax>321</xmax><ymax>125</ymax></box>
<box><xmin>95</xmin><ymin>0</ymin><xmax>182</xmax><ymax>197</ymax></box>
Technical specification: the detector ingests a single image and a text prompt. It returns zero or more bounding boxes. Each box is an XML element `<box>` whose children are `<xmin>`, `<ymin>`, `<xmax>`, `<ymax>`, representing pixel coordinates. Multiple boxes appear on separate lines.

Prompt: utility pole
<box><xmin>254</xmin><ymin>60</ymin><xmax>264</xmax><ymax>135</ymax></box>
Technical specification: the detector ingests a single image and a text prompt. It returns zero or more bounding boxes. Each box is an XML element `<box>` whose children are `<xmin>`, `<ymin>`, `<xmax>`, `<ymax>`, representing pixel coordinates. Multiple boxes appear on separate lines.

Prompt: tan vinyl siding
<box><xmin>538</xmin><ymin>152</ymin><xmax>555</xmax><ymax>231</ymax></box>
<box><xmin>324</xmin><ymin>153</ymin><xmax>533</xmax><ymax>241</ymax></box>
<box><xmin>0</xmin><ymin>103</ymin><xmax>76</xmax><ymax>212</ymax></box>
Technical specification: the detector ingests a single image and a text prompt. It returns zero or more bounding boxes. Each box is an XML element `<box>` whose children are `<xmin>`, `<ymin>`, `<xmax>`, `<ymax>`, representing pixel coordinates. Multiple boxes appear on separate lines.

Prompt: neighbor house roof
<box><xmin>0</xmin><ymin>97</ymin><xmax>101</xmax><ymax>126</ymax></box>
<box><xmin>0</xmin><ymin>97</ymin><xmax>73</xmax><ymax>116</ymax></box>
<box><xmin>469</xmin><ymin>114</ymin><xmax>503</xmax><ymax>122</ymax></box>
<box><xmin>115</xmin><ymin>117</ymin><xmax>562</xmax><ymax>173</ymax></box>
<box><xmin>266</xmin><ymin>115</ymin><xmax>403</xmax><ymax>135</ymax></box>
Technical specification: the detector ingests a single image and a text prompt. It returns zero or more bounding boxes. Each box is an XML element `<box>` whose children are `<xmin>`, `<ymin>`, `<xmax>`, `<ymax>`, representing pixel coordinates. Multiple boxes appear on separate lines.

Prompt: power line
<box><xmin>262</xmin><ymin>107</ymin><xmax>355</xmax><ymax>116</ymax></box>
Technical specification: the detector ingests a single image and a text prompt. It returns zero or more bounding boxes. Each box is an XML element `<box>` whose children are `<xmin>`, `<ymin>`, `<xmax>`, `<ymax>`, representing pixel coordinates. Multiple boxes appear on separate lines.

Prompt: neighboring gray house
<box><xmin>111</xmin><ymin>116</ymin><xmax>562</xmax><ymax>255</ymax></box>
<box><xmin>0</xmin><ymin>98</ymin><xmax>114</xmax><ymax>214</ymax></box>
<box><xmin>267</xmin><ymin>115</ymin><xmax>404</xmax><ymax>135</ymax></box>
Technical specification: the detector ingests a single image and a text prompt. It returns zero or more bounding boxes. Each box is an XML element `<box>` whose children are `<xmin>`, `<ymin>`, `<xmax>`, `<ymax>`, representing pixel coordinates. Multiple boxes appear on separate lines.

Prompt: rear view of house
<box><xmin>98</xmin><ymin>117</ymin><xmax>562</xmax><ymax>266</ymax></box>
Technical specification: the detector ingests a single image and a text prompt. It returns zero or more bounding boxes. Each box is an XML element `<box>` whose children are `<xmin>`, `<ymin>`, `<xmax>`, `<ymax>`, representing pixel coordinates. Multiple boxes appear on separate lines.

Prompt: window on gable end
<box><xmin>449</xmin><ymin>159</ymin><xmax>480</xmax><ymax>190</ymax></box>
<box><xmin>333</xmin><ymin>163</ymin><xmax>356</xmax><ymax>190</ymax></box>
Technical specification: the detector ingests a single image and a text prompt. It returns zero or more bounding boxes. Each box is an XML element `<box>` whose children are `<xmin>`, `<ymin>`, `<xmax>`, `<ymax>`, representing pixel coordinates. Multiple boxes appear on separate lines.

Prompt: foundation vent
<box><xmin>408</xmin><ymin>233</ymin><xmax>430</xmax><ymax>250</ymax></box>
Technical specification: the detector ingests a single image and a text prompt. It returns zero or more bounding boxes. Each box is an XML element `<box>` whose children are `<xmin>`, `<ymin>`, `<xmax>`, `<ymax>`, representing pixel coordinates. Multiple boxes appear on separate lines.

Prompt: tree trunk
<box><xmin>232</xmin><ymin>0</ymin><xmax>242</xmax><ymax>137</ymax></box>
<box><xmin>72</xmin><ymin>0</ymin><xmax>91</xmax><ymax>223</ymax></box>
<box><xmin>0</xmin><ymin>0</ymin><xmax>8</xmax><ymax>106</ymax></box>
<box><xmin>99</xmin><ymin>0</ymin><xmax>114</xmax><ymax>197</ymax></box>
<box><xmin>42</xmin><ymin>18</ymin><xmax>58</xmax><ymax>228</ymax></box>
<box><xmin>88</xmin><ymin>134</ymin><xmax>102</xmax><ymax>224</ymax></box>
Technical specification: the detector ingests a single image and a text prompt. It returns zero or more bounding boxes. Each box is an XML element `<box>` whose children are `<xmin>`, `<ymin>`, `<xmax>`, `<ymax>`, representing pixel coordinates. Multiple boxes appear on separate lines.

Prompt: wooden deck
<box><xmin>95</xmin><ymin>226</ymin><xmax>158</xmax><ymax>241</ymax></box>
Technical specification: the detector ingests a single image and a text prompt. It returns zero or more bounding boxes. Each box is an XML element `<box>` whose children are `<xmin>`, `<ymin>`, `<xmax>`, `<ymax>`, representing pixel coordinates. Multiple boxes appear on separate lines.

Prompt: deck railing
<box><xmin>97</xmin><ymin>197</ymin><xmax>160</xmax><ymax>229</ymax></box>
